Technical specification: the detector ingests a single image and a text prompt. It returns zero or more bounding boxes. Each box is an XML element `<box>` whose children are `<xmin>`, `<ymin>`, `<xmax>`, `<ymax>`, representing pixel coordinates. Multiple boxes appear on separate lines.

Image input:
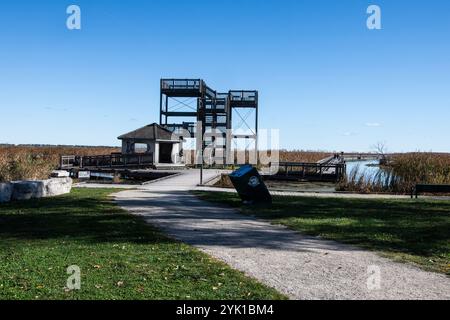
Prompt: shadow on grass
<box><xmin>0</xmin><ymin>191</ymin><xmax>171</xmax><ymax>245</ymax></box>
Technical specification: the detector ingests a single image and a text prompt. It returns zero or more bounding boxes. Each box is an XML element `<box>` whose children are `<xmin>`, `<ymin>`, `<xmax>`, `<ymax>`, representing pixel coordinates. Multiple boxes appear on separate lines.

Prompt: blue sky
<box><xmin>0</xmin><ymin>0</ymin><xmax>449</xmax><ymax>152</ymax></box>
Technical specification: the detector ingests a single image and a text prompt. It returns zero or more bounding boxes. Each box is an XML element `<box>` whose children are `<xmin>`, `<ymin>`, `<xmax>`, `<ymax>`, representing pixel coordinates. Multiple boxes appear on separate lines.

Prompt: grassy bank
<box><xmin>195</xmin><ymin>192</ymin><xmax>450</xmax><ymax>275</ymax></box>
<box><xmin>0</xmin><ymin>188</ymin><xmax>284</xmax><ymax>300</ymax></box>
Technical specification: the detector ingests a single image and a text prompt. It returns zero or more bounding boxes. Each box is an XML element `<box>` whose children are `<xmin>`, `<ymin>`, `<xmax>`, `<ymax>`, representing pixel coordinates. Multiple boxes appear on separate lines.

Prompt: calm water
<box><xmin>345</xmin><ymin>160</ymin><xmax>383</xmax><ymax>180</ymax></box>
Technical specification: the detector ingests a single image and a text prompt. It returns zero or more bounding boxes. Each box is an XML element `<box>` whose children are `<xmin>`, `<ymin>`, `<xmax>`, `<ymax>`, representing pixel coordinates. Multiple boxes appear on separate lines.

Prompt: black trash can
<box><xmin>228</xmin><ymin>165</ymin><xmax>272</xmax><ymax>204</ymax></box>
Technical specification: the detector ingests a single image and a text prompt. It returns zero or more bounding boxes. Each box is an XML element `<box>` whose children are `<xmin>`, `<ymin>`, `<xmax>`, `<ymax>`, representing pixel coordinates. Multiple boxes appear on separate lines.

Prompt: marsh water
<box><xmin>345</xmin><ymin>160</ymin><xmax>382</xmax><ymax>179</ymax></box>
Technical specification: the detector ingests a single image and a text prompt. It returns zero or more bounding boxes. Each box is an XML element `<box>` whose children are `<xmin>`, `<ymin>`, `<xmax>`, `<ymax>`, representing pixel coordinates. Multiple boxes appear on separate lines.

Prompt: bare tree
<box><xmin>372</xmin><ymin>141</ymin><xmax>388</xmax><ymax>163</ymax></box>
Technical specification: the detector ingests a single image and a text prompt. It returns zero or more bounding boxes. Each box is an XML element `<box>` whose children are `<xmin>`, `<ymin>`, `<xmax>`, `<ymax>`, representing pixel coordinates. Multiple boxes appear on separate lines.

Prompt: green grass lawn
<box><xmin>0</xmin><ymin>189</ymin><xmax>285</xmax><ymax>300</ymax></box>
<box><xmin>194</xmin><ymin>192</ymin><xmax>450</xmax><ymax>276</ymax></box>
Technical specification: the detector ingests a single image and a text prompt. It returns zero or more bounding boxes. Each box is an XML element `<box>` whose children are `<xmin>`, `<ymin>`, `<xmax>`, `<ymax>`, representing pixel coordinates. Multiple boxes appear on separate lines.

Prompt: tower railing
<box><xmin>161</xmin><ymin>79</ymin><xmax>202</xmax><ymax>90</ymax></box>
<box><xmin>229</xmin><ymin>90</ymin><xmax>258</xmax><ymax>102</ymax></box>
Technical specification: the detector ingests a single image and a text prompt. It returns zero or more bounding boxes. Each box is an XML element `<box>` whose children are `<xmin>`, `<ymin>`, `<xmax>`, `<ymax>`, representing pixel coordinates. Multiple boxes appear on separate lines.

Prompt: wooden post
<box><xmin>113</xmin><ymin>170</ymin><xmax>121</xmax><ymax>184</ymax></box>
<box><xmin>200</xmin><ymin>145</ymin><xmax>204</xmax><ymax>185</ymax></box>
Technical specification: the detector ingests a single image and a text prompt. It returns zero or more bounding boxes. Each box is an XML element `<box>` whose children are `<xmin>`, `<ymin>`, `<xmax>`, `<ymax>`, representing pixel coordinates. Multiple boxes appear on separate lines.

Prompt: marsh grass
<box><xmin>0</xmin><ymin>146</ymin><xmax>119</xmax><ymax>182</ymax></box>
<box><xmin>391</xmin><ymin>153</ymin><xmax>450</xmax><ymax>193</ymax></box>
<box><xmin>183</xmin><ymin>150</ymin><xmax>332</xmax><ymax>167</ymax></box>
<box><xmin>0</xmin><ymin>151</ymin><xmax>52</xmax><ymax>182</ymax></box>
<box><xmin>278</xmin><ymin>150</ymin><xmax>332</xmax><ymax>163</ymax></box>
<box><xmin>339</xmin><ymin>153</ymin><xmax>450</xmax><ymax>194</ymax></box>
<box><xmin>338</xmin><ymin>165</ymin><xmax>396</xmax><ymax>193</ymax></box>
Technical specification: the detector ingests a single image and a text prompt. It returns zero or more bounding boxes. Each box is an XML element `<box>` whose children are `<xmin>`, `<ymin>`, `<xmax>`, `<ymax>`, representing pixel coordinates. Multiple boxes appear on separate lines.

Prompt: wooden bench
<box><xmin>412</xmin><ymin>184</ymin><xmax>450</xmax><ymax>198</ymax></box>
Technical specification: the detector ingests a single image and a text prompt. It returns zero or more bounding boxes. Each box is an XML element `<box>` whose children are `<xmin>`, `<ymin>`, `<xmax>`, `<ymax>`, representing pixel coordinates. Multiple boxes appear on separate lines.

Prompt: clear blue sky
<box><xmin>1</xmin><ymin>0</ymin><xmax>449</xmax><ymax>152</ymax></box>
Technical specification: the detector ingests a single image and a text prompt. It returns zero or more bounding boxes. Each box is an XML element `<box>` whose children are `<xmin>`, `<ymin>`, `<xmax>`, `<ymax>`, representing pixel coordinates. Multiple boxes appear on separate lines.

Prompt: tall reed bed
<box><xmin>0</xmin><ymin>146</ymin><xmax>119</xmax><ymax>182</ymax></box>
<box><xmin>0</xmin><ymin>150</ymin><xmax>53</xmax><ymax>182</ymax></box>
<box><xmin>337</xmin><ymin>165</ymin><xmax>396</xmax><ymax>193</ymax></box>
<box><xmin>278</xmin><ymin>150</ymin><xmax>332</xmax><ymax>163</ymax></box>
<box><xmin>338</xmin><ymin>153</ymin><xmax>450</xmax><ymax>194</ymax></box>
<box><xmin>183</xmin><ymin>149</ymin><xmax>332</xmax><ymax>165</ymax></box>
<box><xmin>391</xmin><ymin>152</ymin><xmax>450</xmax><ymax>193</ymax></box>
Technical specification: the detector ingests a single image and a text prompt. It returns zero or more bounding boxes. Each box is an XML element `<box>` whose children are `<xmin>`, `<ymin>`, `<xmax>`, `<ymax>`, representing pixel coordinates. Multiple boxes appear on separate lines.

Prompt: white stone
<box><xmin>9</xmin><ymin>178</ymin><xmax>72</xmax><ymax>201</ymax></box>
<box><xmin>51</xmin><ymin>170</ymin><xmax>70</xmax><ymax>178</ymax></box>
<box><xmin>0</xmin><ymin>182</ymin><xmax>13</xmax><ymax>203</ymax></box>
<box><xmin>43</xmin><ymin>178</ymin><xmax>72</xmax><ymax>197</ymax></box>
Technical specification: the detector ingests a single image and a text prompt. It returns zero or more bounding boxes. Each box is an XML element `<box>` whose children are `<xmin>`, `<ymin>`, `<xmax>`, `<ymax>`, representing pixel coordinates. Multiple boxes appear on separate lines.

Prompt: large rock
<box><xmin>10</xmin><ymin>178</ymin><xmax>72</xmax><ymax>201</ymax></box>
<box><xmin>0</xmin><ymin>183</ymin><xmax>13</xmax><ymax>203</ymax></box>
<box><xmin>43</xmin><ymin>177</ymin><xmax>72</xmax><ymax>197</ymax></box>
<box><xmin>11</xmin><ymin>180</ymin><xmax>45</xmax><ymax>201</ymax></box>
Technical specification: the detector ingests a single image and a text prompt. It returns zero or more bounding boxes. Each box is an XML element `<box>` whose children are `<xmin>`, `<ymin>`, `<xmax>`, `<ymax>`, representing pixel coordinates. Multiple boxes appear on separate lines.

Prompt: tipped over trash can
<box><xmin>228</xmin><ymin>165</ymin><xmax>272</xmax><ymax>204</ymax></box>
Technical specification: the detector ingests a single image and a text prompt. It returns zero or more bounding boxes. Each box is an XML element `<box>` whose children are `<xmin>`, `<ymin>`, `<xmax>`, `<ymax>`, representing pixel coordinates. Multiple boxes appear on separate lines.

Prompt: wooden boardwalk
<box><xmin>60</xmin><ymin>153</ymin><xmax>154</xmax><ymax>170</ymax></box>
<box><xmin>267</xmin><ymin>156</ymin><xmax>346</xmax><ymax>182</ymax></box>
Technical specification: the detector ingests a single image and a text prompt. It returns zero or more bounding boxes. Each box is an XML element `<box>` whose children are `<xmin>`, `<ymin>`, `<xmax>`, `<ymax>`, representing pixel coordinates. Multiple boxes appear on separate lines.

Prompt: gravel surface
<box><xmin>112</xmin><ymin>170</ymin><xmax>450</xmax><ymax>300</ymax></box>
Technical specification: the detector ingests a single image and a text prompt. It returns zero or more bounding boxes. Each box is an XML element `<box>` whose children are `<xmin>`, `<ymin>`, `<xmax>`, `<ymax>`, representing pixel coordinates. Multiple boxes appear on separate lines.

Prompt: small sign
<box><xmin>78</xmin><ymin>171</ymin><xmax>91</xmax><ymax>179</ymax></box>
<box><xmin>248</xmin><ymin>176</ymin><xmax>261</xmax><ymax>188</ymax></box>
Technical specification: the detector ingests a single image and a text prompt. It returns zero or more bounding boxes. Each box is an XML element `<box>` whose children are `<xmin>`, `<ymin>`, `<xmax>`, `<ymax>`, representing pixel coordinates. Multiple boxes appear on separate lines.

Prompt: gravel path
<box><xmin>112</xmin><ymin>170</ymin><xmax>450</xmax><ymax>300</ymax></box>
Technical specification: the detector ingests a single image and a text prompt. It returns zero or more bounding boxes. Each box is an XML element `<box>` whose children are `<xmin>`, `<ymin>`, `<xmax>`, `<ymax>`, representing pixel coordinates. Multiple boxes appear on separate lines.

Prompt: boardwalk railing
<box><xmin>268</xmin><ymin>162</ymin><xmax>346</xmax><ymax>182</ymax></box>
<box><xmin>60</xmin><ymin>153</ymin><xmax>154</xmax><ymax>169</ymax></box>
<box><xmin>343</xmin><ymin>153</ymin><xmax>383</xmax><ymax>161</ymax></box>
<box><xmin>60</xmin><ymin>155</ymin><xmax>78</xmax><ymax>169</ymax></box>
